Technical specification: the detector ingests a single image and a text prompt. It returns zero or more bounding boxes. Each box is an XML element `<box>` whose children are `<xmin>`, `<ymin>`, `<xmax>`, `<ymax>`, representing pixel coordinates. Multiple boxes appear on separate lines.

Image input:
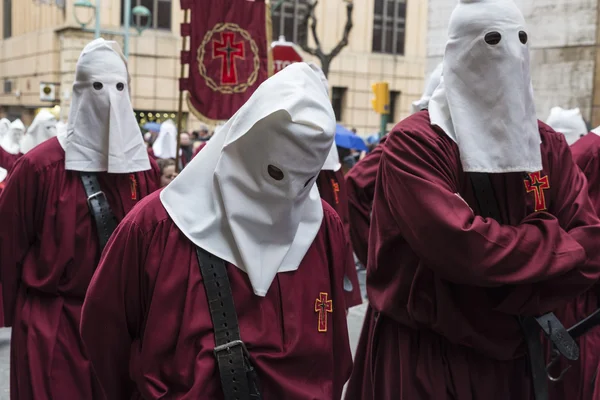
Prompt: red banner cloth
<box><xmin>180</xmin><ymin>0</ymin><xmax>272</xmax><ymax>122</ymax></box>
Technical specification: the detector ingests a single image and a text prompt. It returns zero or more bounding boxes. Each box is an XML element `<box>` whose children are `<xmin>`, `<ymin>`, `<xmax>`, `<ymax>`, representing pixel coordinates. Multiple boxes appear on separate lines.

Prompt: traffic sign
<box><xmin>271</xmin><ymin>35</ymin><xmax>304</xmax><ymax>74</ymax></box>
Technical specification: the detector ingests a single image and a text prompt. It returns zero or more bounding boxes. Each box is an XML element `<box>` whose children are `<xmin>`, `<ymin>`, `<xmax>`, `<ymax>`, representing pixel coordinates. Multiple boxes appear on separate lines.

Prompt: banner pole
<box><xmin>175</xmin><ymin>8</ymin><xmax>190</xmax><ymax>173</ymax></box>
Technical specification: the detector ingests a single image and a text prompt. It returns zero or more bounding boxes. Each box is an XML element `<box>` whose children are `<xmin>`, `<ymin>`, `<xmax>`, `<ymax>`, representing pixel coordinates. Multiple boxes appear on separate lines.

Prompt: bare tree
<box><xmin>297</xmin><ymin>0</ymin><xmax>354</xmax><ymax>78</ymax></box>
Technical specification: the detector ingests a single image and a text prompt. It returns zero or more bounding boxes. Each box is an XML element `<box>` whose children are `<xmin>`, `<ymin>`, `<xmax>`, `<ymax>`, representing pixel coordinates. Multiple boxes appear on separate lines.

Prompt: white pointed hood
<box><xmin>20</xmin><ymin>111</ymin><xmax>58</xmax><ymax>154</ymax></box>
<box><xmin>0</xmin><ymin>118</ymin><xmax>10</xmax><ymax>141</ymax></box>
<box><xmin>1</xmin><ymin>119</ymin><xmax>24</xmax><ymax>155</ymax></box>
<box><xmin>65</xmin><ymin>38</ymin><xmax>150</xmax><ymax>173</ymax></box>
<box><xmin>161</xmin><ymin>62</ymin><xmax>336</xmax><ymax>296</ymax></box>
<box><xmin>546</xmin><ymin>107</ymin><xmax>588</xmax><ymax>146</ymax></box>
<box><xmin>323</xmin><ymin>144</ymin><xmax>341</xmax><ymax>171</ymax></box>
<box><xmin>411</xmin><ymin>63</ymin><xmax>443</xmax><ymax>114</ymax></box>
<box><xmin>429</xmin><ymin>0</ymin><xmax>541</xmax><ymax>173</ymax></box>
<box><xmin>152</xmin><ymin>120</ymin><xmax>177</xmax><ymax>159</ymax></box>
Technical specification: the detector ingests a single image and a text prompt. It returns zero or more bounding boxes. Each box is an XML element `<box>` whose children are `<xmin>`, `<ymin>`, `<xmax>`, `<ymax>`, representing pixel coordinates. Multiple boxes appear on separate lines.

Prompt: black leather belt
<box><xmin>195</xmin><ymin>247</ymin><xmax>262</xmax><ymax>400</ymax></box>
<box><xmin>469</xmin><ymin>172</ymin><xmax>579</xmax><ymax>400</ymax></box>
<box><xmin>568</xmin><ymin>308</ymin><xmax>600</xmax><ymax>339</ymax></box>
<box><xmin>80</xmin><ymin>172</ymin><xmax>118</xmax><ymax>253</ymax></box>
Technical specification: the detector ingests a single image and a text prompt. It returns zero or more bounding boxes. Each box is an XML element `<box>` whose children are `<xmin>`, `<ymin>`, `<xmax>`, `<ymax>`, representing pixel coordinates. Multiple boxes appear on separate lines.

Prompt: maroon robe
<box><xmin>552</xmin><ymin>131</ymin><xmax>600</xmax><ymax>400</ymax></box>
<box><xmin>80</xmin><ymin>193</ymin><xmax>353</xmax><ymax>399</ymax></box>
<box><xmin>317</xmin><ymin>169</ymin><xmax>362</xmax><ymax>308</ymax></box>
<box><xmin>0</xmin><ymin>146</ymin><xmax>21</xmax><ymax>172</ymax></box>
<box><xmin>0</xmin><ymin>137</ymin><xmax>160</xmax><ymax>400</ymax></box>
<box><xmin>344</xmin><ymin>136</ymin><xmax>387</xmax><ymax>267</ymax></box>
<box><xmin>345</xmin><ymin>111</ymin><xmax>600</xmax><ymax>400</ymax></box>
<box><xmin>147</xmin><ymin>147</ymin><xmax>158</xmax><ymax>160</ymax></box>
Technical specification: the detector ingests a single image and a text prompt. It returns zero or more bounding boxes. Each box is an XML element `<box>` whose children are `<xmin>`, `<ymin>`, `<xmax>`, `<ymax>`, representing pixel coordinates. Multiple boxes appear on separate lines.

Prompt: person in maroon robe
<box><xmin>345</xmin><ymin>136</ymin><xmax>386</xmax><ymax>268</ymax></box>
<box><xmin>345</xmin><ymin>63</ymin><xmax>441</xmax><ymax>268</ymax></box>
<box><xmin>0</xmin><ymin>146</ymin><xmax>21</xmax><ymax>173</ymax></box>
<box><xmin>317</xmin><ymin>148</ymin><xmax>362</xmax><ymax>308</ymax></box>
<box><xmin>345</xmin><ymin>1</ymin><xmax>600</xmax><ymax>399</ymax></box>
<box><xmin>0</xmin><ymin>38</ymin><xmax>160</xmax><ymax>400</ymax></box>
<box><xmin>81</xmin><ymin>63</ymin><xmax>353</xmax><ymax>400</ymax></box>
<box><xmin>549</xmin><ymin>131</ymin><xmax>600</xmax><ymax>400</ymax></box>
<box><xmin>192</xmin><ymin>128</ymin><xmax>362</xmax><ymax>308</ymax></box>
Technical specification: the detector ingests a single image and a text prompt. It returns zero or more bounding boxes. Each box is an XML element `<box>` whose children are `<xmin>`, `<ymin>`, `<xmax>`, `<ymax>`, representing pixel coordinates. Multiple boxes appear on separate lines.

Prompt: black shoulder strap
<box><xmin>80</xmin><ymin>172</ymin><xmax>118</xmax><ymax>253</ymax></box>
<box><xmin>468</xmin><ymin>172</ymin><xmax>578</xmax><ymax>400</ymax></box>
<box><xmin>195</xmin><ymin>247</ymin><xmax>262</xmax><ymax>400</ymax></box>
<box><xmin>469</xmin><ymin>173</ymin><xmax>503</xmax><ymax>221</ymax></box>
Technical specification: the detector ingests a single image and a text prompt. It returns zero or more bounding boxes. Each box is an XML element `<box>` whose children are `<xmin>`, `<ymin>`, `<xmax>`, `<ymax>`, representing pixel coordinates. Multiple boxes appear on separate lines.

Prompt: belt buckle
<box><xmin>87</xmin><ymin>191</ymin><xmax>107</xmax><ymax>208</ymax></box>
<box><xmin>214</xmin><ymin>340</ymin><xmax>250</xmax><ymax>359</ymax></box>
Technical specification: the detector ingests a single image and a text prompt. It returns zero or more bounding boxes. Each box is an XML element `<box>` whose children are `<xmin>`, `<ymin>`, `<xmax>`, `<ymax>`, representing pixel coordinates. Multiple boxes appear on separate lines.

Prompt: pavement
<box><xmin>0</xmin><ymin>328</ymin><xmax>10</xmax><ymax>400</ymax></box>
<box><xmin>0</xmin><ymin>268</ymin><xmax>369</xmax><ymax>398</ymax></box>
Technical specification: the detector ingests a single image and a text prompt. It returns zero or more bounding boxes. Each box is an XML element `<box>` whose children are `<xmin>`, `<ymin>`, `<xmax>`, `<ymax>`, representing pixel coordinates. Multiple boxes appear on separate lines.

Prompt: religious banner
<box><xmin>179</xmin><ymin>0</ymin><xmax>273</xmax><ymax>123</ymax></box>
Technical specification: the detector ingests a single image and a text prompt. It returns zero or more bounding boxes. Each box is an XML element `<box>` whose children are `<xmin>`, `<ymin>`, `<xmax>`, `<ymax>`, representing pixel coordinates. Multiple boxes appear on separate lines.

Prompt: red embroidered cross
<box><xmin>129</xmin><ymin>174</ymin><xmax>138</xmax><ymax>201</ymax></box>
<box><xmin>315</xmin><ymin>292</ymin><xmax>333</xmax><ymax>333</ymax></box>
<box><xmin>331</xmin><ymin>179</ymin><xmax>340</xmax><ymax>205</ymax></box>
<box><xmin>524</xmin><ymin>171</ymin><xmax>550</xmax><ymax>212</ymax></box>
<box><xmin>213</xmin><ymin>32</ymin><xmax>245</xmax><ymax>85</ymax></box>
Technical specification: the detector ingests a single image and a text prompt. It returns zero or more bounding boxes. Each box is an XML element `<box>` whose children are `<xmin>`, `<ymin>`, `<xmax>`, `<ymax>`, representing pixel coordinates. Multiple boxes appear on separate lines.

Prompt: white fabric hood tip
<box><xmin>160</xmin><ymin>62</ymin><xmax>336</xmax><ymax>296</ymax></box>
<box><xmin>65</xmin><ymin>38</ymin><xmax>150</xmax><ymax>173</ymax></box>
<box><xmin>546</xmin><ymin>107</ymin><xmax>588</xmax><ymax>146</ymax></box>
<box><xmin>20</xmin><ymin>110</ymin><xmax>58</xmax><ymax>154</ymax></box>
<box><xmin>1</xmin><ymin>119</ymin><xmax>25</xmax><ymax>155</ymax></box>
<box><xmin>411</xmin><ymin>63</ymin><xmax>443</xmax><ymax>114</ymax></box>
<box><xmin>152</xmin><ymin>119</ymin><xmax>178</xmax><ymax>159</ymax></box>
<box><xmin>428</xmin><ymin>0</ymin><xmax>542</xmax><ymax>174</ymax></box>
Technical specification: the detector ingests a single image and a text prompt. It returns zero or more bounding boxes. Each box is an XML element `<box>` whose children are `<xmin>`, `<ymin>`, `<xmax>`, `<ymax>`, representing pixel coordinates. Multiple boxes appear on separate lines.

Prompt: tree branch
<box><xmin>296</xmin><ymin>0</ymin><xmax>353</xmax><ymax>77</ymax></box>
<box><xmin>309</xmin><ymin>1</ymin><xmax>322</xmax><ymax>52</ymax></box>
<box><xmin>299</xmin><ymin>0</ymin><xmax>321</xmax><ymax>57</ymax></box>
<box><xmin>328</xmin><ymin>2</ymin><xmax>353</xmax><ymax>60</ymax></box>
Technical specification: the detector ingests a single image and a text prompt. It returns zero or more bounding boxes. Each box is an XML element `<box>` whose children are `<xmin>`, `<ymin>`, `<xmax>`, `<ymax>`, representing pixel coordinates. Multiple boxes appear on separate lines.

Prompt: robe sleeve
<box><xmin>0</xmin><ymin>157</ymin><xmax>38</xmax><ymax>326</ymax></box>
<box><xmin>572</xmin><ymin>143</ymin><xmax>600</xmax><ymax>216</ymax></box>
<box><xmin>507</xmin><ymin>133</ymin><xmax>600</xmax><ymax>315</ymax></box>
<box><xmin>323</xmin><ymin>207</ymin><xmax>354</xmax><ymax>394</ymax></box>
<box><xmin>80</xmin><ymin>220</ymin><xmax>145</xmax><ymax>399</ymax></box>
<box><xmin>0</xmin><ymin>147</ymin><xmax>20</xmax><ymax>171</ymax></box>
<box><xmin>345</xmin><ymin>148</ymin><xmax>381</xmax><ymax>267</ymax></box>
<box><xmin>380</xmin><ymin>129</ymin><xmax>593</xmax><ymax>291</ymax></box>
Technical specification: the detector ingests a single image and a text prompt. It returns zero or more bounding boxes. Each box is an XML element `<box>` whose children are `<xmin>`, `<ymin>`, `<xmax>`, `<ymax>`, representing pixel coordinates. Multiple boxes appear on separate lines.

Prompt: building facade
<box><xmin>427</xmin><ymin>0</ymin><xmax>600</xmax><ymax>127</ymax></box>
<box><xmin>0</xmin><ymin>0</ymin><xmax>427</xmax><ymax>134</ymax></box>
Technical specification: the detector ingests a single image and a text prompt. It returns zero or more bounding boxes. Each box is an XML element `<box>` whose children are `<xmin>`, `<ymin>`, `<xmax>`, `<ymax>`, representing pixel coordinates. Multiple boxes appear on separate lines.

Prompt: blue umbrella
<box><xmin>366</xmin><ymin>133</ymin><xmax>380</xmax><ymax>145</ymax></box>
<box><xmin>143</xmin><ymin>122</ymin><xmax>161</xmax><ymax>132</ymax></box>
<box><xmin>335</xmin><ymin>124</ymin><xmax>368</xmax><ymax>152</ymax></box>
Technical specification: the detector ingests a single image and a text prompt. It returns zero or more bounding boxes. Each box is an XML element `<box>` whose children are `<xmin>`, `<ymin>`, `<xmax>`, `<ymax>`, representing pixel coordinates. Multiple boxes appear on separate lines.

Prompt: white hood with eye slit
<box><xmin>65</xmin><ymin>38</ymin><xmax>150</xmax><ymax>173</ymax></box>
<box><xmin>160</xmin><ymin>63</ymin><xmax>335</xmax><ymax>296</ymax></box>
<box><xmin>429</xmin><ymin>0</ymin><xmax>541</xmax><ymax>174</ymax></box>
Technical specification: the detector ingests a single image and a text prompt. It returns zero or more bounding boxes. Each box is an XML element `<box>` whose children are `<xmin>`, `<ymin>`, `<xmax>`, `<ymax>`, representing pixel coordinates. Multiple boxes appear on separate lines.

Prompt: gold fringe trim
<box><xmin>186</xmin><ymin>93</ymin><xmax>226</xmax><ymax>125</ymax></box>
<box><xmin>266</xmin><ymin>1</ymin><xmax>274</xmax><ymax>77</ymax></box>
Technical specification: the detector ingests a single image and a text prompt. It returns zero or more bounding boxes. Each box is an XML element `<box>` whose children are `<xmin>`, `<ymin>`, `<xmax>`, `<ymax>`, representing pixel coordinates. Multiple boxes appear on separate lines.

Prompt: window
<box><xmin>372</xmin><ymin>0</ymin><xmax>406</xmax><ymax>55</ymax></box>
<box><xmin>332</xmin><ymin>87</ymin><xmax>347</xmax><ymax>122</ymax></box>
<box><xmin>389</xmin><ymin>90</ymin><xmax>400</xmax><ymax>123</ymax></box>
<box><xmin>121</xmin><ymin>0</ymin><xmax>172</xmax><ymax>31</ymax></box>
<box><xmin>272</xmin><ymin>0</ymin><xmax>309</xmax><ymax>46</ymax></box>
<box><xmin>3</xmin><ymin>0</ymin><xmax>11</xmax><ymax>39</ymax></box>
